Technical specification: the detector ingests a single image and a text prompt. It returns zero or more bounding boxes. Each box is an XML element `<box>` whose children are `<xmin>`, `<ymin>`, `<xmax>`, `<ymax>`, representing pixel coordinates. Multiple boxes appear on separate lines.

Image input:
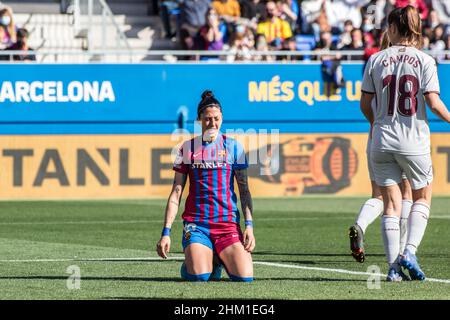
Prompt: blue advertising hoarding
<box><xmin>0</xmin><ymin>63</ymin><xmax>448</xmax><ymax>134</ymax></box>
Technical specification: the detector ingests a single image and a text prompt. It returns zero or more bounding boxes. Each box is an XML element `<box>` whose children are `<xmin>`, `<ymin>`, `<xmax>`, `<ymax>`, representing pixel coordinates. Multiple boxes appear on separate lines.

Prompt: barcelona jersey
<box><xmin>173</xmin><ymin>133</ymin><xmax>248</xmax><ymax>225</ymax></box>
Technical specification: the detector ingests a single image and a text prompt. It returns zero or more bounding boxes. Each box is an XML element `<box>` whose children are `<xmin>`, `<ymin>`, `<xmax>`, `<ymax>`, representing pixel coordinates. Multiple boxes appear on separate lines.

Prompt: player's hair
<box><xmin>380</xmin><ymin>31</ymin><xmax>391</xmax><ymax>50</ymax></box>
<box><xmin>197</xmin><ymin>90</ymin><xmax>222</xmax><ymax>119</ymax></box>
<box><xmin>387</xmin><ymin>5</ymin><xmax>422</xmax><ymax>49</ymax></box>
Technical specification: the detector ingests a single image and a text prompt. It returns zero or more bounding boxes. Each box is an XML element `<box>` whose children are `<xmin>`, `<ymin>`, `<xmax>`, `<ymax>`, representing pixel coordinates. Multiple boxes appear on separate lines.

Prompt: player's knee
<box><xmin>180</xmin><ymin>263</ymin><xmax>211</xmax><ymax>282</ymax></box>
<box><xmin>228</xmin><ymin>273</ymin><xmax>254</xmax><ymax>282</ymax></box>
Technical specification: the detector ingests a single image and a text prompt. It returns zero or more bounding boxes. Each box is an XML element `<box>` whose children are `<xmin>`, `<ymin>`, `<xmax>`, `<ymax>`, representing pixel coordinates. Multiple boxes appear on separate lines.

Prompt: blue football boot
<box><xmin>399</xmin><ymin>249</ymin><xmax>426</xmax><ymax>281</ymax></box>
<box><xmin>386</xmin><ymin>266</ymin><xmax>410</xmax><ymax>282</ymax></box>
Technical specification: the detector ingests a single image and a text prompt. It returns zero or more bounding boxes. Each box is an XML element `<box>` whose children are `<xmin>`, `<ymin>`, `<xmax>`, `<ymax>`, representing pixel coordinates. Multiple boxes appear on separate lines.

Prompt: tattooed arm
<box><xmin>234</xmin><ymin>168</ymin><xmax>256</xmax><ymax>252</ymax></box>
<box><xmin>156</xmin><ymin>171</ymin><xmax>187</xmax><ymax>259</ymax></box>
<box><xmin>163</xmin><ymin>171</ymin><xmax>187</xmax><ymax>228</ymax></box>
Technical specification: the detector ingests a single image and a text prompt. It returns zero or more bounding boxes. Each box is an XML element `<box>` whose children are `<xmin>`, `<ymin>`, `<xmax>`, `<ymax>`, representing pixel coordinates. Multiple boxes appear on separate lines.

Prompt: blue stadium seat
<box><xmin>295</xmin><ymin>35</ymin><xmax>316</xmax><ymax>61</ymax></box>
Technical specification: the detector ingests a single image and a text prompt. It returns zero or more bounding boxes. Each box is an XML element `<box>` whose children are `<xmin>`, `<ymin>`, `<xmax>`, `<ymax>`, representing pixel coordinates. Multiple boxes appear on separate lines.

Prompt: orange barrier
<box><xmin>0</xmin><ymin>134</ymin><xmax>448</xmax><ymax>199</ymax></box>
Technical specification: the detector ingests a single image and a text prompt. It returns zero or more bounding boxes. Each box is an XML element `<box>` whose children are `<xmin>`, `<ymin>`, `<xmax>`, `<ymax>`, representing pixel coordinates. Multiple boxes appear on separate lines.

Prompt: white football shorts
<box><xmin>366</xmin><ymin>149</ymin><xmax>407</xmax><ymax>182</ymax></box>
<box><xmin>371</xmin><ymin>151</ymin><xmax>433</xmax><ymax>190</ymax></box>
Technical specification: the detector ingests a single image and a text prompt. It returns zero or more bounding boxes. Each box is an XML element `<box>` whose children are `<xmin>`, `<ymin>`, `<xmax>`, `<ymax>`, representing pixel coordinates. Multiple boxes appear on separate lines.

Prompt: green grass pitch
<box><xmin>0</xmin><ymin>197</ymin><xmax>449</xmax><ymax>300</ymax></box>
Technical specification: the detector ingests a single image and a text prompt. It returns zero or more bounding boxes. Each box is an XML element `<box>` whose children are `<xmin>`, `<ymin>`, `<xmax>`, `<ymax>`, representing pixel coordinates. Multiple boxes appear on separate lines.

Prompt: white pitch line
<box><xmin>254</xmin><ymin>261</ymin><xmax>450</xmax><ymax>284</ymax></box>
<box><xmin>0</xmin><ymin>257</ymin><xmax>449</xmax><ymax>284</ymax></box>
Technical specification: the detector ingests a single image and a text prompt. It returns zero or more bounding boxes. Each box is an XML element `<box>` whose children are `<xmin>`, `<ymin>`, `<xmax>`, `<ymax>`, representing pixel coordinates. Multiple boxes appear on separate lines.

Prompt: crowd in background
<box><xmin>0</xmin><ymin>1</ymin><xmax>34</xmax><ymax>61</ymax></box>
<box><xmin>158</xmin><ymin>0</ymin><xmax>450</xmax><ymax>62</ymax></box>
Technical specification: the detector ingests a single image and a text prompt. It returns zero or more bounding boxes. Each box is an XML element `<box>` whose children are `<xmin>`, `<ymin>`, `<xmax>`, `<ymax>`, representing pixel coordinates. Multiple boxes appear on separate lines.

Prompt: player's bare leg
<box><xmin>181</xmin><ymin>243</ymin><xmax>213</xmax><ymax>281</ymax></box>
<box><xmin>219</xmin><ymin>242</ymin><xmax>253</xmax><ymax>282</ymax></box>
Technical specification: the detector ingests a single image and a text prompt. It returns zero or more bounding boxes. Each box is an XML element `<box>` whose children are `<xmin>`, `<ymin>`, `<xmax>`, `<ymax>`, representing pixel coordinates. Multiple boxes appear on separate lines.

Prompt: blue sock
<box><xmin>228</xmin><ymin>273</ymin><xmax>254</xmax><ymax>282</ymax></box>
<box><xmin>180</xmin><ymin>263</ymin><xmax>211</xmax><ymax>282</ymax></box>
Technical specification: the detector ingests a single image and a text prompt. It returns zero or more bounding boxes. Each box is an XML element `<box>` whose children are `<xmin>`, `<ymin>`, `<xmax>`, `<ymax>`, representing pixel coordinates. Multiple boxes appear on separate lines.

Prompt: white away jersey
<box><xmin>362</xmin><ymin>45</ymin><xmax>440</xmax><ymax>155</ymax></box>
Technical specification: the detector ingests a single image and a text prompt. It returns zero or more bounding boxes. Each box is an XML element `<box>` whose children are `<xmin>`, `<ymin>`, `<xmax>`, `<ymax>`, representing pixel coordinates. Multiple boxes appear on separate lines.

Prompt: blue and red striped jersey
<box><xmin>173</xmin><ymin>133</ymin><xmax>248</xmax><ymax>225</ymax></box>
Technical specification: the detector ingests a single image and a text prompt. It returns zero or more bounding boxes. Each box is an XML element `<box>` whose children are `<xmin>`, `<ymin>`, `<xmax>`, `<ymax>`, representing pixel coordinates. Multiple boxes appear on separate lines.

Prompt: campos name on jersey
<box><xmin>381</xmin><ymin>53</ymin><xmax>420</xmax><ymax>68</ymax></box>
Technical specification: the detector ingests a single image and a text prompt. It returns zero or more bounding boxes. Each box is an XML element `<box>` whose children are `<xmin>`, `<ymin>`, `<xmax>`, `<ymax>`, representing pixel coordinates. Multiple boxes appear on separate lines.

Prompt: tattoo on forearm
<box><xmin>235</xmin><ymin>169</ymin><xmax>253</xmax><ymax>219</ymax></box>
<box><xmin>170</xmin><ymin>200</ymin><xmax>179</xmax><ymax>206</ymax></box>
<box><xmin>240</xmin><ymin>189</ymin><xmax>253</xmax><ymax>219</ymax></box>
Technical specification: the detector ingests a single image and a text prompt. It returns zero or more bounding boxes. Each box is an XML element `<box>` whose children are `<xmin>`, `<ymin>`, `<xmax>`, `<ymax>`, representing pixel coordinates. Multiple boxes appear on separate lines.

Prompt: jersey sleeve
<box><xmin>173</xmin><ymin>143</ymin><xmax>189</xmax><ymax>175</ymax></box>
<box><xmin>422</xmin><ymin>59</ymin><xmax>440</xmax><ymax>95</ymax></box>
<box><xmin>361</xmin><ymin>57</ymin><xmax>375</xmax><ymax>94</ymax></box>
<box><xmin>233</xmin><ymin>140</ymin><xmax>248</xmax><ymax>170</ymax></box>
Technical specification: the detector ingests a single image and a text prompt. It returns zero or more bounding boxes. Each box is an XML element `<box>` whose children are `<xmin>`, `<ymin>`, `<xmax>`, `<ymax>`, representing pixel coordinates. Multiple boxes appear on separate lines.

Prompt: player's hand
<box><xmin>156</xmin><ymin>236</ymin><xmax>171</xmax><ymax>259</ymax></box>
<box><xmin>203</xmin><ymin>128</ymin><xmax>218</xmax><ymax>142</ymax></box>
<box><xmin>243</xmin><ymin>228</ymin><xmax>255</xmax><ymax>253</ymax></box>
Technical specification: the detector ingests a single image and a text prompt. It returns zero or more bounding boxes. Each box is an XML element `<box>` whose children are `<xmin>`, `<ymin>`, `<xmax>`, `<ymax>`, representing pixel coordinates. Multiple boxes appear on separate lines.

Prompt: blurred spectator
<box><xmin>325</xmin><ymin>0</ymin><xmax>371</xmax><ymax>32</ymax></box>
<box><xmin>300</xmin><ymin>0</ymin><xmax>329</xmax><ymax>41</ymax></box>
<box><xmin>0</xmin><ymin>7</ymin><xmax>16</xmax><ymax>44</ymax></box>
<box><xmin>430</xmin><ymin>24</ymin><xmax>445</xmax><ymax>51</ymax></box>
<box><xmin>430</xmin><ymin>25</ymin><xmax>446</xmax><ymax>62</ymax></box>
<box><xmin>179</xmin><ymin>0</ymin><xmax>210</xmax><ymax>36</ymax></box>
<box><xmin>277</xmin><ymin>0</ymin><xmax>299</xmax><ymax>33</ymax></box>
<box><xmin>253</xmin><ymin>34</ymin><xmax>276</xmax><ymax>61</ymax></box>
<box><xmin>315</xmin><ymin>31</ymin><xmax>344</xmax><ymax>87</ymax></box>
<box><xmin>3</xmin><ymin>28</ymin><xmax>35</xmax><ymax>62</ymax></box>
<box><xmin>361</xmin><ymin>14</ymin><xmax>375</xmax><ymax>33</ymax></box>
<box><xmin>379</xmin><ymin>0</ymin><xmax>397</xmax><ymax>28</ymax></box>
<box><xmin>445</xmin><ymin>33</ymin><xmax>450</xmax><ymax>60</ymax></box>
<box><xmin>179</xmin><ymin>0</ymin><xmax>210</xmax><ymax>49</ymax></box>
<box><xmin>226</xmin><ymin>24</ymin><xmax>255</xmax><ymax>61</ymax></box>
<box><xmin>422</xmin><ymin>34</ymin><xmax>430</xmax><ymax>49</ymax></box>
<box><xmin>422</xmin><ymin>25</ymin><xmax>433</xmax><ymax>41</ymax></box>
<box><xmin>277</xmin><ymin>36</ymin><xmax>299</xmax><ymax>61</ymax></box>
<box><xmin>315</xmin><ymin>30</ymin><xmax>337</xmax><ymax>52</ymax></box>
<box><xmin>239</xmin><ymin>0</ymin><xmax>267</xmax><ymax>22</ymax></box>
<box><xmin>178</xmin><ymin>28</ymin><xmax>196</xmax><ymax>59</ymax></box>
<box><xmin>395</xmin><ymin>0</ymin><xmax>428</xmax><ymax>20</ymax></box>
<box><xmin>432</xmin><ymin>0</ymin><xmax>450</xmax><ymax>26</ymax></box>
<box><xmin>212</xmin><ymin>0</ymin><xmax>241</xmax><ymax>23</ymax></box>
<box><xmin>156</xmin><ymin>0</ymin><xmax>450</xmax><ymax>62</ymax></box>
<box><xmin>195</xmin><ymin>8</ymin><xmax>224</xmax><ymax>50</ymax></box>
<box><xmin>363</xmin><ymin>30</ymin><xmax>375</xmax><ymax>47</ymax></box>
<box><xmin>425</xmin><ymin>9</ymin><xmax>441</xmax><ymax>30</ymax></box>
<box><xmin>256</xmin><ymin>1</ymin><xmax>292</xmax><ymax>49</ymax></box>
<box><xmin>160</xmin><ymin>1</ymin><xmax>182</xmax><ymax>39</ymax></box>
<box><xmin>342</xmin><ymin>28</ymin><xmax>364</xmax><ymax>60</ymax></box>
<box><xmin>0</xmin><ymin>25</ymin><xmax>10</xmax><ymax>49</ymax></box>
<box><xmin>336</xmin><ymin>20</ymin><xmax>354</xmax><ymax>49</ymax></box>
<box><xmin>363</xmin><ymin>29</ymin><xmax>382</xmax><ymax>61</ymax></box>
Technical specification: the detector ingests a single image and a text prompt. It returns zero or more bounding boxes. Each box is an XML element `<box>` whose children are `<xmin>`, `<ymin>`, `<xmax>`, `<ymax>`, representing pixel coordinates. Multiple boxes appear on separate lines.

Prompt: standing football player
<box><xmin>349</xmin><ymin>31</ymin><xmax>413</xmax><ymax>263</ymax></box>
<box><xmin>156</xmin><ymin>90</ymin><xmax>255</xmax><ymax>282</ymax></box>
<box><xmin>361</xmin><ymin>6</ymin><xmax>450</xmax><ymax>281</ymax></box>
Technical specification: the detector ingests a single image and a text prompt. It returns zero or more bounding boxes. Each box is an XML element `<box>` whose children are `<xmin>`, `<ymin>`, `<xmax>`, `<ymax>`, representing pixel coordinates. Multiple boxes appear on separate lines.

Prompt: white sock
<box><xmin>405</xmin><ymin>202</ymin><xmax>430</xmax><ymax>255</ymax></box>
<box><xmin>399</xmin><ymin>199</ymin><xmax>413</xmax><ymax>253</ymax></box>
<box><xmin>356</xmin><ymin>198</ymin><xmax>384</xmax><ymax>233</ymax></box>
<box><xmin>381</xmin><ymin>215</ymin><xmax>400</xmax><ymax>268</ymax></box>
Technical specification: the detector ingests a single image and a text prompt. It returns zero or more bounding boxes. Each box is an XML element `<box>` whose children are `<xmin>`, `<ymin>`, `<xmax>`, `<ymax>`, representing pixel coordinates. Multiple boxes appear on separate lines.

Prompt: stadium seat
<box><xmin>295</xmin><ymin>35</ymin><xmax>316</xmax><ymax>61</ymax></box>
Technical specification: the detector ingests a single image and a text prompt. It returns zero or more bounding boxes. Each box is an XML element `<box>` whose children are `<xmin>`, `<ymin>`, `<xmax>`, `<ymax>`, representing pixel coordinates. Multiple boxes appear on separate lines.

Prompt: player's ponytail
<box><xmin>197</xmin><ymin>90</ymin><xmax>222</xmax><ymax>119</ymax></box>
<box><xmin>380</xmin><ymin>30</ymin><xmax>391</xmax><ymax>50</ymax></box>
<box><xmin>388</xmin><ymin>5</ymin><xmax>422</xmax><ymax>49</ymax></box>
